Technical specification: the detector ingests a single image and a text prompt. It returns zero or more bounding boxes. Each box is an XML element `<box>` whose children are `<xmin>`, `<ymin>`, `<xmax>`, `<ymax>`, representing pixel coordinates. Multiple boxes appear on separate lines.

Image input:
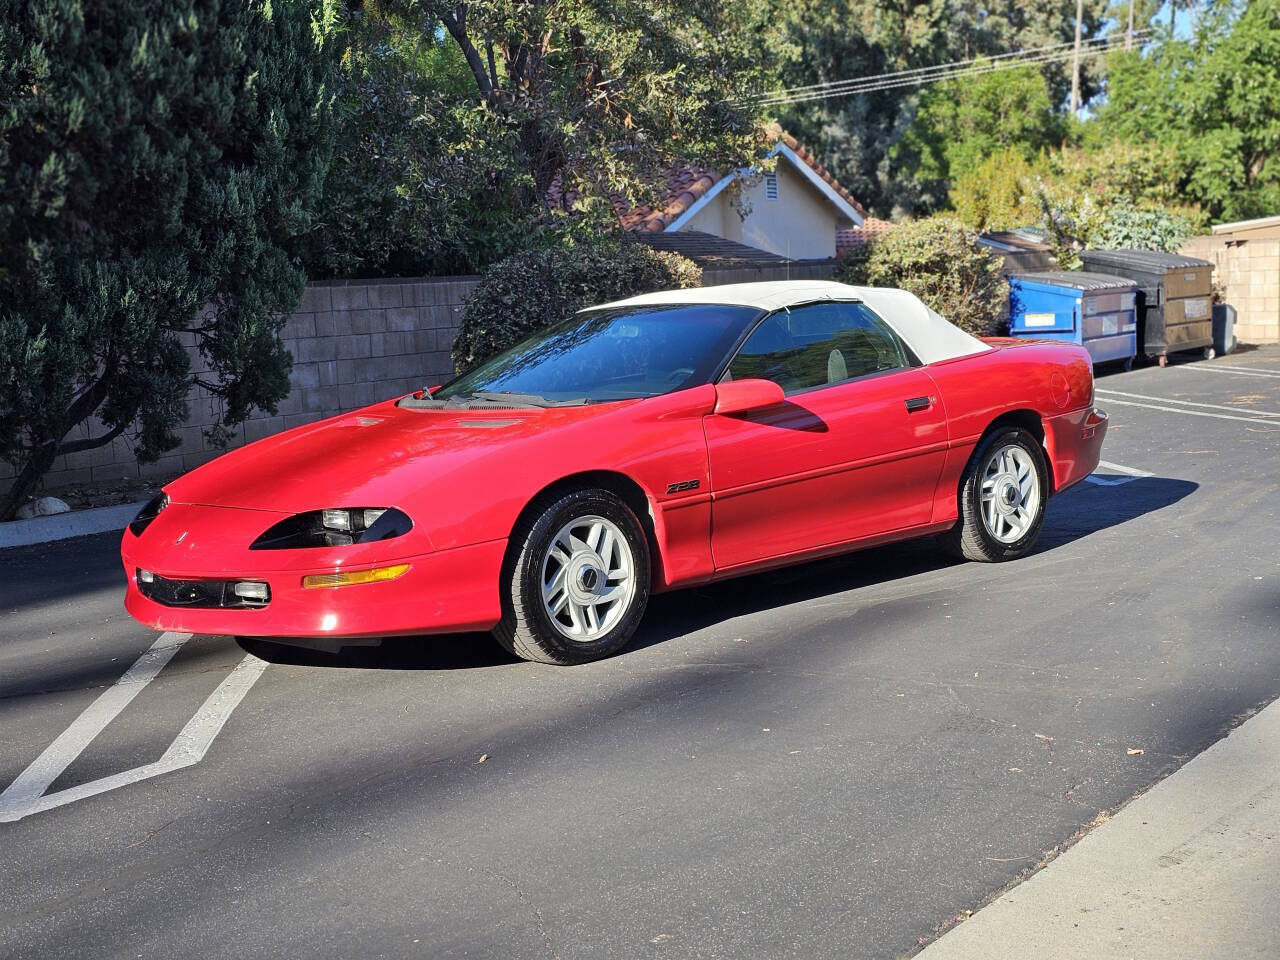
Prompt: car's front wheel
<box><xmin>941</xmin><ymin>426</ymin><xmax>1048</xmax><ymax>562</ymax></box>
<box><xmin>495</xmin><ymin>487</ymin><xmax>651</xmax><ymax>664</ymax></box>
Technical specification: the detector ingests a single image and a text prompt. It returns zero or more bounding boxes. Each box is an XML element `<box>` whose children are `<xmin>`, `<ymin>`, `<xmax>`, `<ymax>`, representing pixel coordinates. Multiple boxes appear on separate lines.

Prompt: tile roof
<box><xmin>547</xmin><ymin>132</ymin><xmax>865</xmax><ymax>234</ymax></box>
<box><xmin>836</xmin><ymin>217</ymin><xmax>894</xmax><ymax>254</ymax></box>
<box><xmin>775</xmin><ymin>131</ymin><xmax>868</xmax><ymax>220</ymax></box>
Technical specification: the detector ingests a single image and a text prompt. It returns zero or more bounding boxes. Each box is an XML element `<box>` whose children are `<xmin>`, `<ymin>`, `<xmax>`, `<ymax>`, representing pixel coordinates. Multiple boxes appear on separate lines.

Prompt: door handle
<box><xmin>905</xmin><ymin>396</ymin><xmax>933</xmax><ymax>412</ymax></box>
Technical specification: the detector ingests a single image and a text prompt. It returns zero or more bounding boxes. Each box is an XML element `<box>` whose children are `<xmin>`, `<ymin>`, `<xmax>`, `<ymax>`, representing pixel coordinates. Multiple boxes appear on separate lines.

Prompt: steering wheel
<box><xmin>666</xmin><ymin>367</ymin><xmax>695</xmax><ymax>386</ymax></box>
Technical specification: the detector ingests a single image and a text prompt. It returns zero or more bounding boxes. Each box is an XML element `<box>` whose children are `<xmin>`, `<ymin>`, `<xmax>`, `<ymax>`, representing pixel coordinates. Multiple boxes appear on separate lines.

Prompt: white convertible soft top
<box><xmin>591</xmin><ymin>279</ymin><xmax>991</xmax><ymax>365</ymax></box>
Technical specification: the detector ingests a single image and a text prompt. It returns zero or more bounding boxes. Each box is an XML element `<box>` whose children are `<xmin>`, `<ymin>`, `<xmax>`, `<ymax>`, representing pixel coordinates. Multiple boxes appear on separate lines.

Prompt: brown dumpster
<box><xmin>1079</xmin><ymin>250</ymin><xmax>1215</xmax><ymax>364</ymax></box>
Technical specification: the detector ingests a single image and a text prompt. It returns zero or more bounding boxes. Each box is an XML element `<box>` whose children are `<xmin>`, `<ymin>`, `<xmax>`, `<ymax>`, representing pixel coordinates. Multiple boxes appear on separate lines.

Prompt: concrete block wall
<box><xmin>702</xmin><ymin>262</ymin><xmax>834</xmax><ymax>286</ymax></box>
<box><xmin>1183</xmin><ymin>235</ymin><xmax>1279</xmax><ymax>345</ymax></box>
<box><xmin>7</xmin><ymin>276</ymin><xmax>477</xmax><ymax>494</ymax></box>
<box><xmin>3</xmin><ymin>262</ymin><xmax>833</xmax><ymax>499</ymax></box>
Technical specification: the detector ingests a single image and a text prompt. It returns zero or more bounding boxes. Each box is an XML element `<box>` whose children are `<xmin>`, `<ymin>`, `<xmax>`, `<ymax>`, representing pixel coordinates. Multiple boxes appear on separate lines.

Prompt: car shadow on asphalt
<box><xmin>238</xmin><ymin>475</ymin><xmax>1198</xmax><ymax>672</ymax></box>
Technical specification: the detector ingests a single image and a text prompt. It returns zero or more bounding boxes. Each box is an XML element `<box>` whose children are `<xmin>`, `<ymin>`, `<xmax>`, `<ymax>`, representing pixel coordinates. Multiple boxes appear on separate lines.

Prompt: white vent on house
<box><xmin>764</xmin><ymin>174</ymin><xmax>779</xmax><ymax>200</ymax></box>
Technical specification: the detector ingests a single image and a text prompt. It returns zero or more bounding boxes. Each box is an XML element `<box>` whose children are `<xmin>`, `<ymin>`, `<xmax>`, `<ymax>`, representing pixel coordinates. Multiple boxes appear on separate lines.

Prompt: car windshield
<box><xmin>435</xmin><ymin>303</ymin><xmax>762</xmax><ymax>404</ymax></box>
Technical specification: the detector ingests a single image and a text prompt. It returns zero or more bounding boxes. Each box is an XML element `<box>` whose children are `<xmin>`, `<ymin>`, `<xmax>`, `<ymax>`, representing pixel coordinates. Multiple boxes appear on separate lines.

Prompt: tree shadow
<box><xmin>241</xmin><ymin>474</ymin><xmax>1198</xmax><ymax>671</ymax></box>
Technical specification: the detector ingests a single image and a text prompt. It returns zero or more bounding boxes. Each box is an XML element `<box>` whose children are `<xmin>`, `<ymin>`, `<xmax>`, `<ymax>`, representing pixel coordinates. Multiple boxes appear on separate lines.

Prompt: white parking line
<box><xmin>1203</xmin><ymin>363</ymin><xmax>1280</xmax><ymax>374</ymax></box>
<box><xmin>1094</xmin><ymin>396</ymin><xmax>1280</xmax><ymax>427</ymax></box>
<box><xmin>1084</xmin><ymin>460</ymin><xmax>1154</xmax><ymax>487</ymax></box>
<box><xmin>1096</xmin><ymin>388</ymin><xmax>1280</xmax><ymax>418</ymax></box>
<box><xmin>0</xmin><ymin>634</ymin><xmax>267</xmax><ymax>823</ymax></box>
<box><xmin>1175</xmin><ymin>365</ymin><xmax>1280</xmax><ymax>380</ymax></box>
<box><xmin>0</xmin><ymin>633</ymin><xmax>188</xmax><ymax>815</ymax></box>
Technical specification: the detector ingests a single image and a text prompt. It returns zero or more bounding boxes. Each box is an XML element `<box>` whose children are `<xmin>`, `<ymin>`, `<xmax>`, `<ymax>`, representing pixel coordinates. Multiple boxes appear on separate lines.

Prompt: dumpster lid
<box><xmin>1013</xmin><ymin>271</ymin><xmax>1138</xmax><ymax>292</ymax></box>
<box><xmin>1079</xmin><ymin>249</ymin><xmax>1212</xmax><ymax>271</ymax></box>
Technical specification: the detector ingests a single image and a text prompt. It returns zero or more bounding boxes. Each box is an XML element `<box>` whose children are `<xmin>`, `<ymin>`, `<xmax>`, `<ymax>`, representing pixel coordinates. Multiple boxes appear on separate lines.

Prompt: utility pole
<box><xmin>1127</xmin><ymin>0</ymin><xmax>1135</xmax><ymax>50</ymax></box>
<box><xmin>1070</xmin><ymin>0</ymin><xmax>1084</xmax><ymax>113</ymax></box>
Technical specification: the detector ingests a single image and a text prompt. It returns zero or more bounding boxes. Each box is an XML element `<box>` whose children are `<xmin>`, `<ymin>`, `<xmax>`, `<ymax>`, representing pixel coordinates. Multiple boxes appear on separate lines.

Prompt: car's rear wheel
<box><xmin>495</xmin><ymin>487</ymin><xmax>651</xmax><ymax>664</ymax></box>
<box><xmin>941</xmin><ymin>426</ymin><xmax>1048</xmax><ymax>562</ymax></box>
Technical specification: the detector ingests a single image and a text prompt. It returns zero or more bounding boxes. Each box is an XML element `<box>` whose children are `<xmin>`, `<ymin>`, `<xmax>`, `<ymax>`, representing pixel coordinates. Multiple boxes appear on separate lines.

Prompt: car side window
<box><xmin>725</xmin><ymin>302</ymin><xmax>912</xmax><ymax>394</ymax></box>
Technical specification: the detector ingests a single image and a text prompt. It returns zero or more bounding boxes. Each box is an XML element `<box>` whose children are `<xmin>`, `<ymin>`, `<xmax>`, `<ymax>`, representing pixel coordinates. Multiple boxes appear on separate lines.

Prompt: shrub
<box><xmin>0</xmin><ymin>0</ymin><xmax>336</xmax><ymax>519</ymax></box>
<box><xmin>1095</xmin><ymin>198</ymin><xmax>1197</xmax><ymax>252</ymax></box>
<box><xmin>1038</xmin><ymin>190</ymin><xmax>1198</xmax><ymax>269</ymax></box>
<box><xmin>1034</xmin><ymin>181</ymin><xmax>1108</xmax><ymax>270</ymax></box>
<box><xmin>833</xmin><ymin>217</ymin><xmax>1005</xmax><ymax>337</ymax></box>
<box><xmin>453</xmin><ymin>242</ymin><xmax>702</xmax><ymax>369</ymax></box>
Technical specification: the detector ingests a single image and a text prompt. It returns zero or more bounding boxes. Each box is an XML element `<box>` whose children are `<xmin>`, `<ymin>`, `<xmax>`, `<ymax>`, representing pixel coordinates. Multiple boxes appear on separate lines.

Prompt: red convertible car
<box><xmin>123</xmin><ymin>281</ymin><xmax>1107</xmax><ymax>664</ymax></box>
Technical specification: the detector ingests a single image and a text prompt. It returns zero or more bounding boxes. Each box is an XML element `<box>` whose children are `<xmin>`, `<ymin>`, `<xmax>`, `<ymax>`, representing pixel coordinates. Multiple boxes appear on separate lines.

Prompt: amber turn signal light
<box><xmin>301</xmin><ymin>563</ymin><xmax>411</xmax><ymax>589</ymax></box>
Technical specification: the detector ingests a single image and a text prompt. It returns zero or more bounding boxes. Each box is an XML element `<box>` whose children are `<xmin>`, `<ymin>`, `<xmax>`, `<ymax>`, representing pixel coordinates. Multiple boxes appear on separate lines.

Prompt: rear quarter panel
<box><xmin>927</xmin><ymin>340</ymin><xmax>1097</xmax><ymax>525</ymax></box>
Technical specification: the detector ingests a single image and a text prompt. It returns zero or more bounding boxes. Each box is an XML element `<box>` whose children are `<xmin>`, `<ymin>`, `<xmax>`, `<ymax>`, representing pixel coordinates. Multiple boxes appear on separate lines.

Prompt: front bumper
<box><xmin>121</xmin><ymin>507</ymin><xmax>506</xmax><ymax>638</ymax></box>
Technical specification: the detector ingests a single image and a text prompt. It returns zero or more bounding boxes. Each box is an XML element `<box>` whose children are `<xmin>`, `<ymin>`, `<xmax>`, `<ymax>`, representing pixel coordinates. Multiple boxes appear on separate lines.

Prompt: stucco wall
<box><xmin>741</xmin><ymin>163</ymin><xmax>840</xmax><ymax>260</ymax></box>
<box><xmin>681</xmin><ymin>163</ymin><xmax>842</xmax><ymax>260</ymax></box>
<box><xmin>1182</xmin><ymin>235</ymin><xmax>1279</xmax><ymax>344</ymax></box>
<box><xmin>683</xmin><ymin>191</ymin><xmax>744</xmax><ymax>244</ymax></box>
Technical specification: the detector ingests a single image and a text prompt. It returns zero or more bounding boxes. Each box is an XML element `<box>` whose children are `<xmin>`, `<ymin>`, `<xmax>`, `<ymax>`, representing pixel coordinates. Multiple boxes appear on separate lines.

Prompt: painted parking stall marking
<box><xmin>1084</xmin><ymin>459</ymin><xmax>1154</xmax><ymax>487</ymax></box>
<box><xmin>1173</xmin><ymin>363</ymin><xmax>1280</xmax><ymax>380</ymax></box>
<box><xmin>0</xmin><ymin>633</ymin><xmax>266</xmax><ymax>823</ymax></box>
<box><xmin>1095</xmin><ymin>388</ymin><xmax>1280</xmax><ymax>419</ymax></box>
<box><xmin>1095</xmin><ymin>388</ymin><xmax>1280</xmax><ymax>428</ymax></box>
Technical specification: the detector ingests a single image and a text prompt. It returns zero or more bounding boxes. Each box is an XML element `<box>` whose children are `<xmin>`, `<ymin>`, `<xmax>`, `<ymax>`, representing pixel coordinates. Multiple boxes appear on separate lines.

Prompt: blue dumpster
<box><xmin>1008</xmin><ymin>271</ymin><xmax>1139</xmax><ymax>367</ymax></box>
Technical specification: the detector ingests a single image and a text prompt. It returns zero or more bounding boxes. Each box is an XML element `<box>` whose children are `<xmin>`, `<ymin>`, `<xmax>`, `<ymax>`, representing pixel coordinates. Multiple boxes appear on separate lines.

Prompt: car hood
<box><xmin>166</xmin><ymin>400</ymin><xmax>623</xmax><ymax>514</ymax></box>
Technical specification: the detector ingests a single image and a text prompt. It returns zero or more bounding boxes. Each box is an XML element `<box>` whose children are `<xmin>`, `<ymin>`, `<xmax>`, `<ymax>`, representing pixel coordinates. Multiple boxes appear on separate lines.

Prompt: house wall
<box><xmin>682</xmin><ymin>191</ymin><xmax>743</xmax><ymax>244</ymax></box>
<box><xmin>1182</xmin><ymin>235</ymin><xmax>1280</xmax><ymax>344</ymax></box>
<box><xmin>680</xmin><ymin>163</ymin><xmax>841</xmax><ymax>260</ymax></box>
<box><xmin>4</xmin><ymin>263</ymin><xmax>837</xmax><ymax>501</ymax></box>
<box><xmin>740</xmin><ymin>163</ymin><xmax>839</xmax><ymax>260</ymax></box>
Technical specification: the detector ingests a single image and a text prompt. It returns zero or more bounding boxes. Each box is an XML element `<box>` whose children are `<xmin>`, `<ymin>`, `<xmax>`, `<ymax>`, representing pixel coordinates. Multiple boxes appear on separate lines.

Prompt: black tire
<box><xmin>494</xmin><ymin>487</ymin><xmax>651</xmax><ymax>665</ymax></box>
<box><xmin>940</xmin><ymin>426</ymin><xmax>1048</xmax><ymax>563</ymax></box>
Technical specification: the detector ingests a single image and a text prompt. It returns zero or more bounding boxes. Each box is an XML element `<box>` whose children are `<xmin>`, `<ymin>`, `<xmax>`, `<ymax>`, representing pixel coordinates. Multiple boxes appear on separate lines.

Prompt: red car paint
<box><xmin>121</xmin><ymin>339</ymin><xmax>1107</xmax><ymax>640</ymax></box>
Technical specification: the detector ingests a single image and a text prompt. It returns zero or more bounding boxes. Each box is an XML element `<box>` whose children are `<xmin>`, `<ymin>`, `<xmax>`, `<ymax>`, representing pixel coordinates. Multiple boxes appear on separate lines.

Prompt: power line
<box><xmin>751</xmin><ymin>35</ymin><xmax>1097</xmax><ymax>101</ymax></box>
<box><xmin>750</xmin><ymin>32</ymin><xmax>1148</xmax><ymax>107</ymax></box>
<box><xmin>751</xmin><ymin>32</ymin><xmax>1145</xmax><ymax>105</ymax></box>
<box><xmin>753</xmin><ymin>34</ymin><xmax>1140</xmax><ymax>106</ymax></box>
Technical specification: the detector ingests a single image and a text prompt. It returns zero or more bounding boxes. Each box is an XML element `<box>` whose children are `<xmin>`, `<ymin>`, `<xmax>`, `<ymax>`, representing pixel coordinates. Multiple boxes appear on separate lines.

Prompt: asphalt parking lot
<box><xmin>2</xmin><ymin>347</ymin><xmax>1278</xmax><ymax>960</ymax></box>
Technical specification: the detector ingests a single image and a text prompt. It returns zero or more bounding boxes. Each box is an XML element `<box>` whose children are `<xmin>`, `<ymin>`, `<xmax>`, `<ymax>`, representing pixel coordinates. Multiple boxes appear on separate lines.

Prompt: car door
<box><xmin>703</xmin><ymin>300</ymin><xmax>949</xmax><ymax>572</ymax></box>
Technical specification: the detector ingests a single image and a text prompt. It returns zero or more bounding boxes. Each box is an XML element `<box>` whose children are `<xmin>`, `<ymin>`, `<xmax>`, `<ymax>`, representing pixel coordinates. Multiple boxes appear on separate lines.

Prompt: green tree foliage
<box><xmin>767</xmin><ymin>0</ymin><xmax>953</xmax><ymax>216</ymax></box>
<box><xmin>453</xmin><ymin>242</ymin><xmax>701</xmax><ymax>370</ymax></box>
<box><xmin>301</xmin><ymin>10</ymin><xmax>534</xmax><ymax>277</ymax></box>
<box><xmin>774</xmin><ymin>0</ymin><xmax>1108</xmax><ymax>216</ymax></box>
<box><xmin>1097</xmin><ymin>1</ymin><xmax>1280</xmax><ymax>220</ymax></box>
<box><xmin>896</xmin><ymin>63</ymin><xmax>1060</xmax><ymax>192</ymax></box>
<box><xmin>947</xmin><ymin>138</ymin><xmax>1200</xmax><ymax>265</ymax></box>
<box><xmin>949</xmin><ymin>148</ymin><xmax>1043</xmax><ymax>230</ymax></box>
<box><xmin>0</xmin><ymin>0</ymin><xmax>337</xmax><ymax>519</ymax></box>
<box><xmin>832</xmin><ymin>218</ymin><xmax>1006</xmax><ymax>337</ymax></box>
<box><xmin>365</xmin><ymin>0</ymin><xmax>773</xmax><ymax>260</ymax></box>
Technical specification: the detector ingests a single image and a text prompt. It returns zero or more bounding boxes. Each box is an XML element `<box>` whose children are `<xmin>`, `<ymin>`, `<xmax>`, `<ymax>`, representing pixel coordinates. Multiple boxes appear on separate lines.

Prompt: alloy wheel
<box><xmin>540</xmin><ymin>515</ymin><xmax>637</xmax><ymax>641</ymax></box>
<box><xmin>979</xmin><ymin>443</ymin><xmax>1041</xmax><ymax>544</ymax></box>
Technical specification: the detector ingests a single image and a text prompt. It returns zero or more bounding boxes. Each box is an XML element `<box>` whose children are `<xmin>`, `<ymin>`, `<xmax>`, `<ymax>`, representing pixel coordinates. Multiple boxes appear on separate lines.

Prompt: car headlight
<box><xmin>129</xmin><ymin>493</ymin><xmax>169</xmax><ymax>536</ymax></box>
<box><xmin>249</xmin><ymin>507</ymin><xmax>413</xmax><ymax>550</ymax></box>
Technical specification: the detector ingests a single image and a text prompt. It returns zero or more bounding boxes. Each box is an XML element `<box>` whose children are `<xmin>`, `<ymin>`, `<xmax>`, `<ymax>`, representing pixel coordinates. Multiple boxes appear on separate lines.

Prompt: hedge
<box><xmin>453</xmin><ymin>241</ymin><xmax>702</xmax><ymax>369</ymax></box>
<box><xmin>833</xmin><ymin>217</ymin><xmax>1005</xmax><ymax>337</ymax></box>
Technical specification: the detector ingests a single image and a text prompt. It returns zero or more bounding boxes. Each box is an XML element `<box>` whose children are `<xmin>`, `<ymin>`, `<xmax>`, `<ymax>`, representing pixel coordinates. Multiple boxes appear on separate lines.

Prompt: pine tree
<box><xmin>0</xmin><ymin>0</ymin><xmax>337</xmax><ymax>518</ymax></box>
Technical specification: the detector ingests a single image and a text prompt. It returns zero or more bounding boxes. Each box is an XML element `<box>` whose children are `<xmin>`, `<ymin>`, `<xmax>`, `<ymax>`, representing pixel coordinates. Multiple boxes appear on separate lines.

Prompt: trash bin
<box><xmin>1213</xmin><ymin>303</ymin><xmax>1237</xmax><ymax>356</ymax></box>
<box><xmin>1008</xmin><ymin>271</ymin><xmax>1139</xmax><ymax>368</ymax></box>
<box><xmin>1079</xmin><ymin>250</ymin><xmax>1215</xmax><ymax>365</ymax></box>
